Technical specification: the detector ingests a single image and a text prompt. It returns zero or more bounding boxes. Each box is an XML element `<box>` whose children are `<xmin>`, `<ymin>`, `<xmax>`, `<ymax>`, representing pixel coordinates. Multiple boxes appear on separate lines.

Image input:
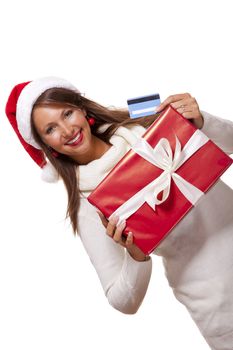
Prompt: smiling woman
<box><xmin>32</xmin><ymin>105</ymin><xmax>111</xmax><ymax>164</ymax></box>
<box><xmin>9</xmin><ymin>77</ymin><xmax>157</xmax><ymax>234</ymax></box>
<box><xmin>5</xmin><ymin>76</ymin><xmax>233</xmax><ymax>350</ymax></box>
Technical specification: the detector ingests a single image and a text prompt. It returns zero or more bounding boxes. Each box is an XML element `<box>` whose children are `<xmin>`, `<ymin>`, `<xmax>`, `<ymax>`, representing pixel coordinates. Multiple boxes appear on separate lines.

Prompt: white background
<box><xmin>0</xmin><ymin>1</ymin><xmax>232</xmax><ymax>349</ymax></box>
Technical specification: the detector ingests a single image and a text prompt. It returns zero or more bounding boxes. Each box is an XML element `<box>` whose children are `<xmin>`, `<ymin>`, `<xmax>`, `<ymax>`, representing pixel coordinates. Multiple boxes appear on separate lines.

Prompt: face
<box><xmin>32</xmin><ymin>105</ymin><xmax>108</xmax><ymax>164</ymax></box>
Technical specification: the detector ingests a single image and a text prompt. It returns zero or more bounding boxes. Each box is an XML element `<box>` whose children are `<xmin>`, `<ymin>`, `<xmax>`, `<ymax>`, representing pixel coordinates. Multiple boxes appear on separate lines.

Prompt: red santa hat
<box><xmin>5</xmin><ymin>76</ymin><xmax>80</xmax><ymax>182</ymax></box>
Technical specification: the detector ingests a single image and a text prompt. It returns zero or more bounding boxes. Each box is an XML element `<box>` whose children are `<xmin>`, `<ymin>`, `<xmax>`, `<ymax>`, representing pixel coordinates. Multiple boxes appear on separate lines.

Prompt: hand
<box><xmin>156</xmin><ymin>93</ymin><xmax>204</xmax><ymax>129</ymax></box>
<box><xmin>97</xmin><ymin>211</ymin><xmax>149</xmax><ymax>262</ymax></box>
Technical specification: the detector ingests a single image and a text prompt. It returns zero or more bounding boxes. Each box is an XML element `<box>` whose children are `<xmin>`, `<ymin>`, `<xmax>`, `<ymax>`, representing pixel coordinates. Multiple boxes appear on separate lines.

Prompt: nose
<box><xmin>61</xmin><ymin>121</ymin><xmax>74</xmax><ymax>138</ymax></box>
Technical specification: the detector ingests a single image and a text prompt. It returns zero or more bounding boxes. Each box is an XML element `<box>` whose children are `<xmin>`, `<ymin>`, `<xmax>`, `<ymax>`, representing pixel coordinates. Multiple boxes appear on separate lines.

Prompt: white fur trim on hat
<box><xmin>16</xmin><ymin>76</ymin><xmax>80</xmax><ymax>149</ymax></box>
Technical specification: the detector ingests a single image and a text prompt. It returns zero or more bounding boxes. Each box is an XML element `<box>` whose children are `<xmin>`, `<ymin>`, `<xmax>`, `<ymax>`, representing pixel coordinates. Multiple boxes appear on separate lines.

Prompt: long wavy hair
<box><xmin>30</xmin><ymin>88</ymin><xmax>159</xmax><ymax>233</ymax></box>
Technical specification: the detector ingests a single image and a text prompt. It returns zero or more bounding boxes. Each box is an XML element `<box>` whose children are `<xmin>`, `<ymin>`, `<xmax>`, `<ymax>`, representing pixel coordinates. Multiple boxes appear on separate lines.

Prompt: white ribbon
<box><xmin>109</xmin><ymin>129</ymin><xmax>209</xmax><ymax>224</ymax></box>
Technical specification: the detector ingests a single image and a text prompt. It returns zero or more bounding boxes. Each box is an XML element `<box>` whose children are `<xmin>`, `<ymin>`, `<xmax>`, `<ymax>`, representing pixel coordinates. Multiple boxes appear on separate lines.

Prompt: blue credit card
<box><xmin>127</xmin><ymin>93</ymin><xmax>161</xmax><ymax>119</ymax></box>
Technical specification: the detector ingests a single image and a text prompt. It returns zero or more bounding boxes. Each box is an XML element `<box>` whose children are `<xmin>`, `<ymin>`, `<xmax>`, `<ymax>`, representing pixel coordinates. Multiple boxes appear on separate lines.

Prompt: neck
<box><xmin>73</xmin><ymin>136</ymin><xmax>111</xmax><ymax>165</ymax></box>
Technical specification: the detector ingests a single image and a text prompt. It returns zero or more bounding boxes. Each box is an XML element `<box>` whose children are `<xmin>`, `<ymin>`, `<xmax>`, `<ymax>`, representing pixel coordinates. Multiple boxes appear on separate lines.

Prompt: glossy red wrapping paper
<box><xmin>87</xmin><ymin>106</ymin><xmax>233</xmax><ymax>254</ymax></box>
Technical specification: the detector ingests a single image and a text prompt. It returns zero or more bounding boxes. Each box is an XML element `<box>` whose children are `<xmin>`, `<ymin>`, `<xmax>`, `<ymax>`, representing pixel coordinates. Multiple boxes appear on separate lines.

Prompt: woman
<box><xmin>5</xmin><ymin>77</ymin><xmax>233</xmax><ymax>350</ymax></box>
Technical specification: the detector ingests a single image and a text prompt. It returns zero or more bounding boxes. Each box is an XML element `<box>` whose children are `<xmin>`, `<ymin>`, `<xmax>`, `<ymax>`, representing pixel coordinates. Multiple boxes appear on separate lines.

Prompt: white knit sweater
<box><xmin>77</xmin><ymin>113</ymin><xmax>233</xmax><ymax>350</ymax></box>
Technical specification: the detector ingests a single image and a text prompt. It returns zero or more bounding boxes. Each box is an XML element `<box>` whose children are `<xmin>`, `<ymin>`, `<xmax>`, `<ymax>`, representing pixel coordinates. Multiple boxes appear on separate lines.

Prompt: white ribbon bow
<box><xmin>109</xmin><ymin>129</ymin><xmax>209</xmax><ymax>224</ymax></box>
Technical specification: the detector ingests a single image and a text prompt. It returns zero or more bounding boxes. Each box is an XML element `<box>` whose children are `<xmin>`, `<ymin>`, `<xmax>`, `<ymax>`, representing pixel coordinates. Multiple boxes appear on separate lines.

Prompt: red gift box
<box><xmin>87</xmin><ymin>106</ymin><xmax>233</xmax><ymax>255</ymax></box>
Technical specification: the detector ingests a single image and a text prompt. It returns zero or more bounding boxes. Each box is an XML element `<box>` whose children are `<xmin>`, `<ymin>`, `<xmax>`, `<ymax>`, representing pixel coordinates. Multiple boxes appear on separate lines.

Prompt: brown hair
<box><xmin>30</xmin><ymin>88</ymin><xmax>158</xmax><ymax>233</ymax></box>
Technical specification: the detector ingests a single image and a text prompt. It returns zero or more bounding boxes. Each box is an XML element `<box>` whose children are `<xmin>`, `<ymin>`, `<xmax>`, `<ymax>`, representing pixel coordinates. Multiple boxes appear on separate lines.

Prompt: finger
<box><xmin>182</xmin><ymin>112</ymin><xmax>203</xmax><ymax>126</ymax></box>
<box><xmin>169</xmin><ymin>97</ymin><xmax>194</xmax><ymax>111</ymax></box>
<box><xmin>156</xmin><ymin>93</ymin><xmax>191</xmax><ymax>112</ymax></box>
<box><xmin>125</xmin><ymin>232</ymin><xmax>133</xmax><ymax>247</ymax></box>
<box><xmin>106</xmin><ymin>215</ymin><xmax>119</xmax><ymax>237</ymax></box>
<box><xmin>181</xmin><ymin>111</ymin><xmax>196</xmax><ymax>120</ymax></box>
<box><xmin>96</xmin><ymin>210</ymin><xmax>108</xmax><ymax>228</ymax></box>
<box><xmin>112</xmin><ymin>220</ymin><xmax>126</xmax><ymax>243</ymax></box>
<box><xmin>176</xmin><ymin>102</ymin><xmax>200</xmax><ymax>119</ymax></box>
<box><xmin>176</xmin><ymin>105</ymin><xmax>193</xmax><ymax>116</ymax></box>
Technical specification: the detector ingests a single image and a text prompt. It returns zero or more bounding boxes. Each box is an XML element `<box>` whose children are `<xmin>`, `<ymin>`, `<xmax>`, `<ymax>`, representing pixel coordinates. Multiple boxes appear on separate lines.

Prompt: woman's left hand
<box><xmin>156</xmin><ymin>93</ymin><xmax>204</xmax><ymax>129</ymax></box>
<box><xmin>97</xmin><ymin>211</ymin><xmax>149</xmax><ymax>262</ymax></box>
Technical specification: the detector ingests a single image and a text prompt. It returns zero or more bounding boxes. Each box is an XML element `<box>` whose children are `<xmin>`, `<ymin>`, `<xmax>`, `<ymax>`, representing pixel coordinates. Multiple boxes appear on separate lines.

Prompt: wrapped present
<box><xmin>87</xmin><ymin>106</ymin><xmax>233</xmax><ymax>255</ymax></box>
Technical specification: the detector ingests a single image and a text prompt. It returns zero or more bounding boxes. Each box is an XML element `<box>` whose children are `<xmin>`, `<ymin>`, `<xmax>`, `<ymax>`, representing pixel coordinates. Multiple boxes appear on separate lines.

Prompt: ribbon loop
<box><xmin>109</xmin><ymin>129</ymin><xmax>209</xmax><ymax>223</ymax></box>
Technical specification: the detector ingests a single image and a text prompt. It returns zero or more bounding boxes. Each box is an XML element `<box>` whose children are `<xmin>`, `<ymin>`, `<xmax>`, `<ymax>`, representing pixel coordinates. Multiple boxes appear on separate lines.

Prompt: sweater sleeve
<box><xmin>201</xmin><ymin>111</ymin><xmax>233</xmax><ymax>155</ymax></box>
<box><xmin>77</xmin><ymin>199</ymin><xmax>152</xmax><ymax>314</ymax></box>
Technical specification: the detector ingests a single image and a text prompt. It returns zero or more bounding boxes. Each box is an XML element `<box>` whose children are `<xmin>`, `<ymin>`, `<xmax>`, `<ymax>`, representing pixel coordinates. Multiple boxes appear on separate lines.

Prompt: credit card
<box><xmin>127</xmin><ymin>93</ymin><xmax>161</xmax><ymax>119</ymax></box>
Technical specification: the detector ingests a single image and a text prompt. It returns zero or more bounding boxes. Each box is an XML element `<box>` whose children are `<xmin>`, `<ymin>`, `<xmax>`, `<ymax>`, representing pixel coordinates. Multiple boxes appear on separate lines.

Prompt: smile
<box><xmin>65</xmin><ymin>131</ymin><xmax>83</xmax><ymax>146</ymax></box>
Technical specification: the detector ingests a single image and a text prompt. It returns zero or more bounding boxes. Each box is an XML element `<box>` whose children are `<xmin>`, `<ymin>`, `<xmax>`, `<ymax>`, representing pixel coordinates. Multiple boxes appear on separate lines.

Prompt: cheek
<box><xmin>74</xmin><ymin>112</ymin><xmax>87</xmax><ymax>125</ymax></box>
<box><xmin>43</xmin><ymin>133</ymin><xmax>61</xmax><ymax>147</ymax></box>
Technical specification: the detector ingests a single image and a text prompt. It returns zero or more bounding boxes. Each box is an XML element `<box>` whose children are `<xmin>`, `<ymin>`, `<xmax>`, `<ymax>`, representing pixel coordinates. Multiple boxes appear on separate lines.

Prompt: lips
<box><xmin>65</xmin><ymin>130</ymin><xmax>83</xmax><ymax>146</ymax></box>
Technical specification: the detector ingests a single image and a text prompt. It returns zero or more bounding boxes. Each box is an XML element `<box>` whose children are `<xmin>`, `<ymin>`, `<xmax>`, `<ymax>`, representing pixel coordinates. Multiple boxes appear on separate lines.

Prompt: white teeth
<box><xmin>66</xmin><ymin>132</ymin><xmax>80</xmax><ymax>145</ymax></box>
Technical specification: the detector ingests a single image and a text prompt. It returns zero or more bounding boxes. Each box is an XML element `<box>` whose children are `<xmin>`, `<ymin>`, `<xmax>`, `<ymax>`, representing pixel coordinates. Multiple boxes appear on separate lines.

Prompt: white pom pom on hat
<box><xmin>41</xmin><ymin>162</ymin><xmax>60</xmax><ymax>183</ymax></box>
<box><xmin>5</xmin><ymin>76</ymin><xmax>80</xmax><ymax>182</ymax></box>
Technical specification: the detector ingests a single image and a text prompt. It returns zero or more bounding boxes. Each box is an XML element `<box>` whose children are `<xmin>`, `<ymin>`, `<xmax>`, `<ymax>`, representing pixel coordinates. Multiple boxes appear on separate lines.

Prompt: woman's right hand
<box><xmin>156</xmin><ymin>93</ymin><xmax>204</xmax><ymax>129</ymax></box>
<box><xmin>97</xmin><ymin>211</ymin><xmax>150</xmax><ymax>262</ymax></box>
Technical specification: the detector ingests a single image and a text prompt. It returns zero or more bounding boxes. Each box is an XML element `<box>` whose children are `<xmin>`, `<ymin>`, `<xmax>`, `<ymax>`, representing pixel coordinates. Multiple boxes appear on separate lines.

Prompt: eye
<box><xmin>46</xmin><ymin>126</ymin><xmax>55</xmax><ymax>134</ymax></box>
<box><xmin>64</xmin><ymin>110</ymin><xmax>73</xmax><ymax>118</ymax></box>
